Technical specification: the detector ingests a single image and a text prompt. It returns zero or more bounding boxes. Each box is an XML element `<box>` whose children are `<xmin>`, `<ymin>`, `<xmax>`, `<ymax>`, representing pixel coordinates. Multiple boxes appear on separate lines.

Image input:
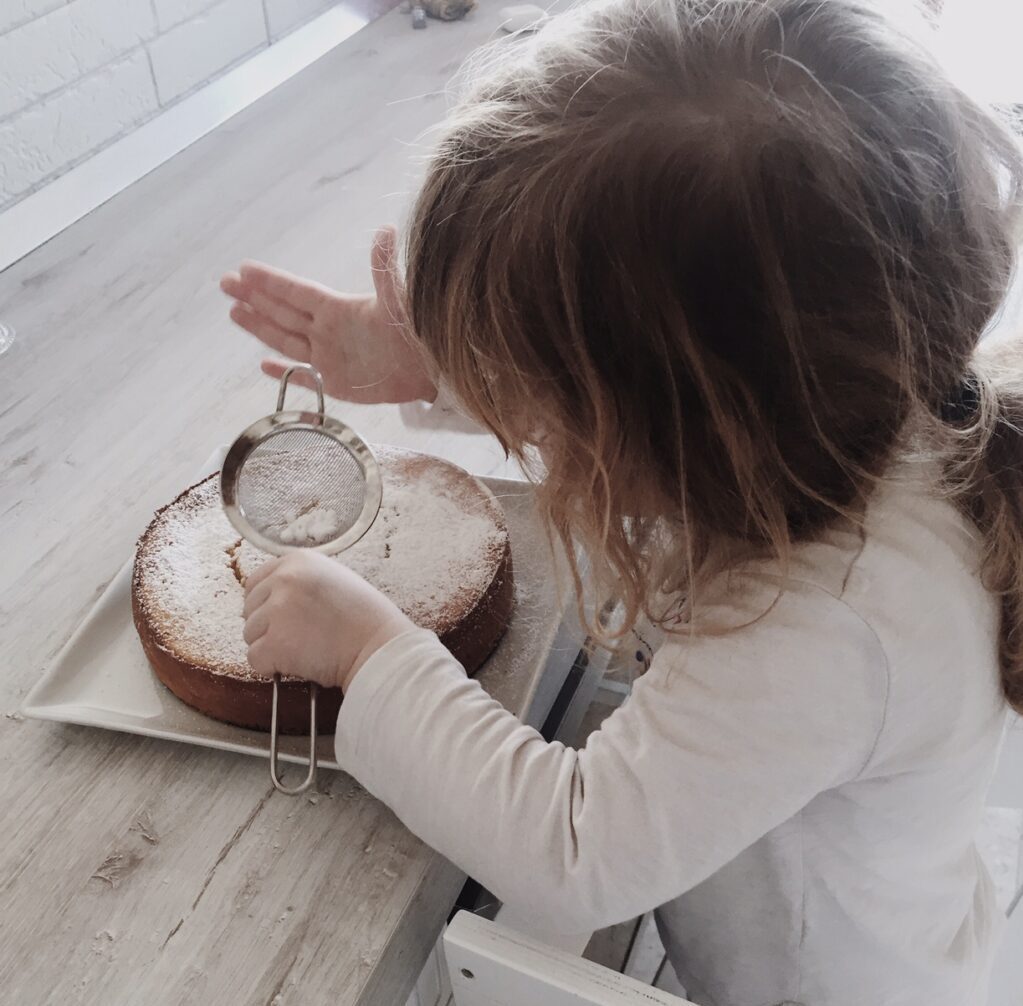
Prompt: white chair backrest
<box><xmin>443</xmin><ymin>911</ymin><xmax>694</xmax><ymax>1006</ymax></box>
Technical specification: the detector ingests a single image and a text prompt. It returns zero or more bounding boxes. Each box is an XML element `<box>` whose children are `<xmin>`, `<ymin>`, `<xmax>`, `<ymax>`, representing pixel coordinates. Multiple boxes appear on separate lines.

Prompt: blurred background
<box><xmin>1</xmin><ymin>0</ymin><xmax>1022</xmax><ymax>227</ymax></box>
<box><xmin>0</xmin><ymin>0</ymin><xmax>1019</xmax><ymax>273</ymax></box>
<box><xmin>0</xmin><ymin>0</ymin><xmax>395</xmax><ymax>219</ymax></box>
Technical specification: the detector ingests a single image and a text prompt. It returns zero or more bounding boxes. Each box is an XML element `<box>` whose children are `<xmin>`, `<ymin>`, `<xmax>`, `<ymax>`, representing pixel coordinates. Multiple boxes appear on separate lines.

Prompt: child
<box><xmin>221</xmin><ymin>1</ymin><xmax>1023</xmax><ymax>1001</ymax></box>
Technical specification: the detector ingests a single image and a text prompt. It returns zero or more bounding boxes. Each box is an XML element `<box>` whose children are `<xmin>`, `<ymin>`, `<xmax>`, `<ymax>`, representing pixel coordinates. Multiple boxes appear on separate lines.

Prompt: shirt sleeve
<box><xmin>334</xmin><ymin>577</ymin><xmax>888</xmax><ymax>935</ymax></box>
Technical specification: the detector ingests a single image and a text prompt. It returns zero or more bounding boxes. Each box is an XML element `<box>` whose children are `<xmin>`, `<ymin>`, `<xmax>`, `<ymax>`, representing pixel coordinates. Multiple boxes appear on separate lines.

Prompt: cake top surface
<box><xmin>133</xmin><ymin>446</ymin><xmax>510</xmax><ymax>679</ymax></box>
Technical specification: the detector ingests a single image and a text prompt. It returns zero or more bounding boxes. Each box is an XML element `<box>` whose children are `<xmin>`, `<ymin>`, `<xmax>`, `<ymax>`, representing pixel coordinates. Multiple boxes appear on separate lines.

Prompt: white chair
<box><xmin>985</xmin><ymin>715</ymin><xmax>1023</xmax><ymax>1006</ymax></box>
<box><xmin>443</xmin><ymin>911</ymin><xmax>694</xmax><ymax>1006</ymax></box>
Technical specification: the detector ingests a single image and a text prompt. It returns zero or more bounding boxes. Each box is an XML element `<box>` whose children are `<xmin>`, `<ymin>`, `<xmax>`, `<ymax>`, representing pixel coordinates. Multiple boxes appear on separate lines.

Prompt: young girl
<box><xmin>220</xmin><ymin>1</ymin><xmax>1023</xmax><ymax>1001</ymax></box>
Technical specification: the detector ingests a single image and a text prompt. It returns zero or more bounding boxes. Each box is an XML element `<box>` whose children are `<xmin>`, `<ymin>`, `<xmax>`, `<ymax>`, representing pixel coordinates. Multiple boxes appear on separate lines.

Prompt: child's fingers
<box><xmin>219</xmin><ymin>272</ymin><xmax>244</xmax><ymax>298</ymax></box>
<box><xmin>370</xmin><ymin>225</ymin><xmax>406</xmax><ymax>317</ymax></box>
<box><xmin>260</xmin><ymin>358</ymin><xmax>321</xmax><ymax>389</ymax></box>
<box><xmin>243</xmin><ymin>606</ymin><xmax>270</xmax><ymax>646</ymax></box>
<box><xmin>239</xmin><ymin>261</ymin><xmax>329</xmax><ymax>315</ymax></box>
<box><xmin>237</xmin><ymin>284</ymin><xmax>314</xmax><ymax>335</ymax></box>
<box><xmin>229</xmin><ymin>304</ymin><xmax>310</xmax><ymax>361</ymax></box>
<box><xmin>243</xmin><ymin>578</ymin><xmax>272</xmax><ymax>618</ymax></box>
<box><xmin>370</xmin><ymin>225</ymin><xmax>397</xmax><ymax>280</ymax></box>
<box><xmin>246</xmin><ymin>637</ymin><xmax>276</xmax><ymax>678</ymax></box>
<box><xmin>222</xmin><ymin>271</ymin><xmax>314</xmax><ymax>332</ymax></box>
<box><xmin>244</xmin><ymin>556</ymin><xmax>282</xmax><ymax>593</ymax></box>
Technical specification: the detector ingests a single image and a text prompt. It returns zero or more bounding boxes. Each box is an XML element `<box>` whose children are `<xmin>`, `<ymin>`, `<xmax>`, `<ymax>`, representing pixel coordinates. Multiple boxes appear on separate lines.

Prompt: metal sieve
<box><xmin>221</xmin><ymin>363</ymin><xmax>382</xmax><ymax>795</ymax></box>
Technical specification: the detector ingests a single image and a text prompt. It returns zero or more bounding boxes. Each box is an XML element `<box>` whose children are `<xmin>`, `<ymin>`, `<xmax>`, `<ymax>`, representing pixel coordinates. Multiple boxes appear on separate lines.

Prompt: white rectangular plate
<box><xmin>22</xmin><ymin>451</ymin><xmax>568</xmax><ymax>768</ymax></box>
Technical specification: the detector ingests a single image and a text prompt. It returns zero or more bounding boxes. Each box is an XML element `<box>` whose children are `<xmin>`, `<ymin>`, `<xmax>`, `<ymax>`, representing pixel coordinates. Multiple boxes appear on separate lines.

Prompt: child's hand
<box><xmin>220</xmin><ymin>225</ymin><xmax>437</xmax><ymax>404</ymax></box>
<box><xmin>242</xmin><ymin>551</ymin><xmax>415</xmax><ymax>692</ymax></box>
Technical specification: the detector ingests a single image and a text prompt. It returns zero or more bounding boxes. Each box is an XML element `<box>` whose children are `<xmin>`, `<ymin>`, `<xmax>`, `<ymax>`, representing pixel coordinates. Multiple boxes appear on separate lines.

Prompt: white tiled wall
<box><xmin>148</xmin><ymin>0</ymin><xmax>267</xmax><ymax>104</ymax></box>
<box><xmin>0</xmin><ymin>0</ymin><xmax>65</xmax><ymax>35</ymax></box>
<box><xmin>0</xmin><ymin>0</ymin><xmax>350</xmax><ymax>213</ymax></box>
<box><xmin>0</xmin><ymin>0</ymin><xmax>154</xmax><ymax>120</ymax></box>
<box><xmin>153</xmin><ymin>0</ymin><xmax>224</xmax><ymax>31</ymax></box>
<box><xmin>265</xmin><ymin>0</ymin><xmax>337</xmax><ymax>40</ymax></box>
<box><xmin>0</xmin><ymin>50</ymin><xmax>159</xmax><ymax>204</ymax></box>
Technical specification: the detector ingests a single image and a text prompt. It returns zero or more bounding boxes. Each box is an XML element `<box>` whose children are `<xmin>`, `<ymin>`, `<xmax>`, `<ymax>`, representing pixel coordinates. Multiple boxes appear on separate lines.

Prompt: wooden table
<box><xmin>0</xmin><ymin>8</ymin><xmax>569</xmax><ymax>1004</ymax></box>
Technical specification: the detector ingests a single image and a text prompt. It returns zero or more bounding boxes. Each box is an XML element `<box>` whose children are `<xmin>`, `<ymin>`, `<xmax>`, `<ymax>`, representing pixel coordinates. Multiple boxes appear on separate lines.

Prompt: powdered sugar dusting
<box><xmin>134</xmin><ymin>447</ymin><xmax>508</xmax><ymax>678</ymax></box>
<box><xmin>280</xmin><ymin>506</ymin><xmax>340</xmax><ymax>545</ymax></box>
<box><xmin>236</xmin><ymin>450</ymin><xmax>504</xmax><ymax>631</ymax></box>
<box><xmin>134</xmin><ymin>478</ymin><xmax>249</xmax><ymax>673</ymax></box>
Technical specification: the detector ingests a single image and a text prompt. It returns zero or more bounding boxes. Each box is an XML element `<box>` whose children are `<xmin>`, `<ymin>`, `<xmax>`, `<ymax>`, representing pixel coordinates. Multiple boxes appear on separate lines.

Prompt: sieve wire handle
<box><xmin>269</xmin><ymin>675</ymin><xmax>318</xmax><ymax>795</ymax></box>
<box><xmin>276</xmin><ymin>363</ymin><xmax>326</xmax><ymax>418</ymax></box>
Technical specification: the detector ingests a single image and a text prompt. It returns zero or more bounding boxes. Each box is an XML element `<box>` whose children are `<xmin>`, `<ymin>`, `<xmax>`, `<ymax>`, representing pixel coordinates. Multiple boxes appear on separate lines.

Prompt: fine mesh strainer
<box><xmin>221</xmin><ymin>363</ymin><xmax>382</xmax><ymax>795</ymax></box>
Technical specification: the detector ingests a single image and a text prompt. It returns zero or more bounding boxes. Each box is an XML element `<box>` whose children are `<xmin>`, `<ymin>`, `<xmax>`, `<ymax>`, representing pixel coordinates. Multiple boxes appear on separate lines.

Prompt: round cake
<box><xmin>132</xmin><ymin>446</ymin><xmax>514</xmax><ymax>733</ymax></box>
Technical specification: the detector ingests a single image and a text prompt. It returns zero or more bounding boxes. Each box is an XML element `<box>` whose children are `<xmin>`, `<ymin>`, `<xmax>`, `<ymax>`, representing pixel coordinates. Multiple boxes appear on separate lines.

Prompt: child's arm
<box><xmin>245</xmin><ymin>555</ymin><xmax>887</xmax><ymax>935</ymax></box>
<box><xmin>332</xmin><ymin>606</ymin><xmax>884</xmax><ymax>935</ymax></box>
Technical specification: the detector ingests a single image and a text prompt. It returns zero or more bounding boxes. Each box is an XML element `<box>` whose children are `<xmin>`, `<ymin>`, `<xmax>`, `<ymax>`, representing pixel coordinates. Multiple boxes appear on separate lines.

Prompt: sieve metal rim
<box><xmin>220</xmin><ymin>409</ymin><xmax>382</xmax><ymax>557</ymax></box>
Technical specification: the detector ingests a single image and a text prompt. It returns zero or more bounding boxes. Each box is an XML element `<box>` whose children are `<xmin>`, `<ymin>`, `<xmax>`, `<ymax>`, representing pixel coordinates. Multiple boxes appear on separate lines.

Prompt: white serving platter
<box><xmin>21</xmin><ymin>449</ymin><xmax>570</xmax><ymax>769</ymax></box>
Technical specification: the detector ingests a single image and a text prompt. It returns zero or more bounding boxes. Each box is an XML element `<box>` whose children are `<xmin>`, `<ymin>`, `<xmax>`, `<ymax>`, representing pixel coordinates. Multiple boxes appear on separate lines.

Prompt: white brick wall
<box><xmin>153</xmin><ymin>0</ymin><xmax>223</xmax><ymax>32</ymax></box>
<box><xmin>265</xmin><ymin>0</ymin><xmax>336</xmax><ymax>40</ymax></box>
<box><xmin>0</xmin><ymin>50</ymin><xmax>158</xmax><ymax>204</ymax></box>
<box><xmin>0</xmin><ymin>0</ymin><xmax>156</xmax><ymax>119</ymax></box>
<box><xmin>0</xmin><ymin>0</ymin><xmax>354</xmax><ymax>214</ymax></box>
<box><xmin>149</xmin><ymin>0</ymin><xmax>267</xmax><ymax>105</ymax></box>
<box><xmin>0</xmin><ymin>0</ymin><xmax>65</xmax><ymax>35</ymax></box>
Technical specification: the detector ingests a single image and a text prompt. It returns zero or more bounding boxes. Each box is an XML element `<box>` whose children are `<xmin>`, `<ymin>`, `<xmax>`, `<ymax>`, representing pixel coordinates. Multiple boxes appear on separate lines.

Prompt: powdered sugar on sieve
<box><xmin>236</xmin><ymin>452</ymin><xmax>504</xmax><ymax>631</ymax></box>
<box><xmin>279</xmin><ymin>506</ymin><xmax>340</xmax><ymax>546</ymax></box>
<box><xmin>134</xmin><ymin>447</ymin><xmax>508</xmax><ymax>679</ymax></box>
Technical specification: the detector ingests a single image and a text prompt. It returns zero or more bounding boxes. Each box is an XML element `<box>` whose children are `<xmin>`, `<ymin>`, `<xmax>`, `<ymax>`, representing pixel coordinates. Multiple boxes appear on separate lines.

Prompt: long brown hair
<box><xmin>405</xmin><ymin>0</ymin><xmax>1023</xmax><ymax>712</ymax></box>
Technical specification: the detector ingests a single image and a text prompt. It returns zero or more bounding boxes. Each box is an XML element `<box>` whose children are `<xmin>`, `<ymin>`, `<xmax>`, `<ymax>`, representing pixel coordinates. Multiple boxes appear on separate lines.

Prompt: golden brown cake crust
<box><xmin>132</xmin><ymin>447</ymin><xmax>514</xmax><ymax>733</ymax></box>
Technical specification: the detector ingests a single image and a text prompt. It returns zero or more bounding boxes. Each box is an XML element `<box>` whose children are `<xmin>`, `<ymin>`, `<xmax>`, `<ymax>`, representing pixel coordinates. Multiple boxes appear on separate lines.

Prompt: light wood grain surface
<box><xmin>0</xmin><ymin>8</ymin><xmax>562</xmax><ymax>1004</ymax></box>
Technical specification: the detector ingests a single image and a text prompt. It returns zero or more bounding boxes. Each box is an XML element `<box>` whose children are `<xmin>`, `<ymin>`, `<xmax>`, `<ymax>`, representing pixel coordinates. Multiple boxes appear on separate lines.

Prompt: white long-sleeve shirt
<box><xmin>334</xmin><ymin>463</ymin><xmax>1008</xmax><ymax>1006</ymax></box>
